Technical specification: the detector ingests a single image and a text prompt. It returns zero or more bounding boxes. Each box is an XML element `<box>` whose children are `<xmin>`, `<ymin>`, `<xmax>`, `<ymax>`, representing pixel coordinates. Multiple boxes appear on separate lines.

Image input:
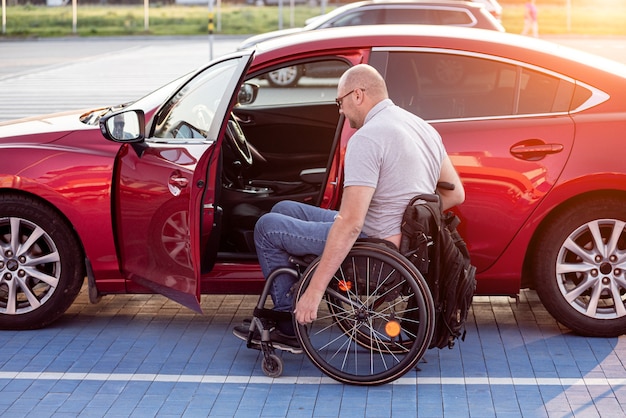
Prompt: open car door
<box><xmin>109</xmin><ymin>53</ymin><xmax>254</xmax><ymax>312</ymax></box>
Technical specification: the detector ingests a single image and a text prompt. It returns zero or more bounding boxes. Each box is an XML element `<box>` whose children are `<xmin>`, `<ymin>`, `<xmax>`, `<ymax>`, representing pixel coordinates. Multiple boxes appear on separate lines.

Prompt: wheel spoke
<box><xmin>23</xmin><ymin>267</ymin><xmax>59</xmax><ymax>288</ymax></box>
<box><xmin>608</xmin><ymin>281</ymin><xmax>626</xmax><ymax>317</ymax></box>
<box><xmin>165</xmin><ymin>213</ymin><xmax>188</xmax><ymax>236</ymax></box>
<box><xmin>15</xmin><ymin>224</ymin><xmax>45</xmax><ymax>258</ymax></box>
<box><xmin>564</xmin><ymin>276</ymin><xmax>597</xmax><ymax>303</ymax></box>
<box><xmin>606</xmin><ymin>220</ymin><xmax>626</xmax><ymax>257</ymax></box>
<box><xmin>613</xmin><ymin>275</ymin><xmax>626</xmax><ymax>291</ymax></box>
<box><xmin>587</xmin><ymin>221</ymin><xmax>606</xmax><ymax>257</ymax></box>
<box><xmin>26</xmin><ymin>251</ymin><xmax>60</xmax><ymax>266</ymax></box>
<box><xmin>15</xmin><ymin>277</ymin><xmax>42</xmax><ymax>309</ymax></box>
<box><xmin>556</xmin><ymin>260</ymin><xmax>593</xmax><ymax>275</ymax></box>
<box><xmin>562</xmin><ymin>235</ymin><xmax>596</xmax><ymax>264</ymax></box>
<box><xmin>164</xmin><ymin>241</ymin><xmax>186</xmax><ymax>259</ymax></box>
<box><xmin>9</xmin><ymin>217</ymin><xmax>21</xmax><ymax>254</ymax></box>
<box><xmin>4</xmin><ymin>278</ymin><xmax>17</xmax><ymax>314</ymax></box>
<box><xmin>584</xmin><ymin>280</ymin><xmax>602</xmax><ymax>316</ymax></box>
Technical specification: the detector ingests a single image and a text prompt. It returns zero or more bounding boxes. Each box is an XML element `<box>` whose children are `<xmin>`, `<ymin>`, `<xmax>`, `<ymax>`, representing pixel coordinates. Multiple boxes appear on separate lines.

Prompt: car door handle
<box><xmin>236</xmin><ymin>115</ymin><xmax>254</xmax><ymax>125</ymax></box>
<box><xmin>169</xmin><ymin>175</ymin><xmax>189</xmax><ymax>188</ymax></box>
<box><xmin>510</xmin><ymin>141</ymin><xmax>564</xmax><ymax>161</ymax></box>
<box><xmin>168</xmin><ymin>172</ymin><xmax>189</xmax><ymax>197</ymax></box>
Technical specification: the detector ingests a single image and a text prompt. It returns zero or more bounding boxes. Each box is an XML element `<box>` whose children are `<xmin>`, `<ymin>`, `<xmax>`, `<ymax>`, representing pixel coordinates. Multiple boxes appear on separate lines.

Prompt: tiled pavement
<box><xmin>1</xmin><ymin>288</ymin><xmax>626</xmax><ymax>417</ymax></box>
<box><xmin>2</xmin><ymin>35</ymin><xmax>626</xmax><ymax>417</ymax></box>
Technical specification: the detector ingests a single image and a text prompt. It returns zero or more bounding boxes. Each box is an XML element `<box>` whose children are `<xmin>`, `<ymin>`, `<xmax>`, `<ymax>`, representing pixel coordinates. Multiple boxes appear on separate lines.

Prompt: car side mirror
<box><xmin>238</xmin><ymin>83</ymin><xmax>259</xmax><ymax>105</ymax></box>
<box><xmin>100</xmin><ymin>109</ymin><xmax>146</xmax><ymax>143</ymax></box>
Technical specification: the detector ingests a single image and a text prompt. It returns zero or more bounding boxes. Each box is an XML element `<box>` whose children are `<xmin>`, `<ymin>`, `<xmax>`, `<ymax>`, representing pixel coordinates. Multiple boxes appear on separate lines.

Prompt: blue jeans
<box><xmin>254</xmin><ymin>200</ymin><xmax>338</xmax><ymax>312</ymax></box>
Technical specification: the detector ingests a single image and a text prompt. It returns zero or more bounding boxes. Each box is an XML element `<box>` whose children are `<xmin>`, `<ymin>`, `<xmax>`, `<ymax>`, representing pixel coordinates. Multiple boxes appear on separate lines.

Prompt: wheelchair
<box><xmin>242</xmin><ymin>239</ymin><xmax>436</xmax><ymax>386</ymax></box>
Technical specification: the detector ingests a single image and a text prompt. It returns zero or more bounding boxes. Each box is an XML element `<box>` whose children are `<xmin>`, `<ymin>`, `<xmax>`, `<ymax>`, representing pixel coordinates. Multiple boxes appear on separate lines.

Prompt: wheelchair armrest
<box><xmin>289</xmin><ymin>254</ymin><xmax>318</xmax><ymax>267</ymax></box>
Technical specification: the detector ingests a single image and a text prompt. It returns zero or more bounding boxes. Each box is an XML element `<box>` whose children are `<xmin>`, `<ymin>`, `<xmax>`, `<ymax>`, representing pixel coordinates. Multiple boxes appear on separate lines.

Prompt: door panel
<box><xmin>114</xmin><ymin>144</ymin><xmax>209</xmax><ymax>311</ymax></box>
<box><xmin>113</xmin><ymin>54</ymin><xmax>254</xmax><ymax>311</ymax></box>
<box><xmin>234</xmin><ymin>104</ymin><xmax>339</xmax><ymax>181</ymax></box>
<box><xmin>435</xmin><ymin>116</ymin><xmax>574</xmax><ymax>272</ymax></box>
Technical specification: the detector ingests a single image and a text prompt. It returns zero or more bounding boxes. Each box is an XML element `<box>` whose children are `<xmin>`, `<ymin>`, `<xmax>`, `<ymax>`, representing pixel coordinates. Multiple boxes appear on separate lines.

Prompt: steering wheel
<box><xmin>225</xmin><ymin>115</ymin><xmax>253</xmax><ymax>167</ymax></box>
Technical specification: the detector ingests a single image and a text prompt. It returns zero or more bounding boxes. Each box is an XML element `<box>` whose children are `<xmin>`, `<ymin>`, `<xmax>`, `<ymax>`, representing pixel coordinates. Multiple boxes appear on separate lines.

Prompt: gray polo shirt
<box><xmin>344</xmin><ymin>99</ymin><xmax>445</xmax><ymax>239</ymax></box>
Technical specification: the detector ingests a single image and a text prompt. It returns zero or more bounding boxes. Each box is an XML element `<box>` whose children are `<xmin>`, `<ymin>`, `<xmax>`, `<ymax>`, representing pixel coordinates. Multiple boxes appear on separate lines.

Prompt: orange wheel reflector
<box><xmin>385</xmin><ymin>320</ymin><xmax>401</xmax><ymax>338</ymax></box>
<box><xmin>338</xmin><ymin>280</ymin><xmax>352</xmax><ymax>292</ymax></box>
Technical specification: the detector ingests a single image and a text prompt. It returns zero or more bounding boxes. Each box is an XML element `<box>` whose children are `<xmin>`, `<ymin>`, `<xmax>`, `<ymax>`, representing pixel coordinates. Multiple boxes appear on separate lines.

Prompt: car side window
<box><xmin>434</xmin><ymin>9</ymin><xmax>476</xmax><ymax>25</ymax></box>
<box><xmin>239</xmin><ymin>59</ymin><xmax>350</xmax><ymax>107</ymax></box>
<box><xmin>325</xmin><ymin>10</ymin><xmax>380</xmax><ymax>27</ymax></box>
<box><xmin>518</xmin><ymin>68</ymin><xmax>573</xmax><ymax>114</ymax></box>
<box><xmin>377</xmin><ymin>51</ymin><xmax>575</xmax><ymax>120</ymax></box>
<box><xmin>383</xmin><ymin>8</ymin><xmax>474</xmax><ymax>25</ymax></box>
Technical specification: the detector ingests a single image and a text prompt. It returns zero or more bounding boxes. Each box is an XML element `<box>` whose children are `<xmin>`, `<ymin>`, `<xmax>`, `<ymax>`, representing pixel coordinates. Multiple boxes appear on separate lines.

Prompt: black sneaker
<box><xmin>233</xmin><ymin>324</ymin><xmax>302</xmax><ymax>354</ymax></box>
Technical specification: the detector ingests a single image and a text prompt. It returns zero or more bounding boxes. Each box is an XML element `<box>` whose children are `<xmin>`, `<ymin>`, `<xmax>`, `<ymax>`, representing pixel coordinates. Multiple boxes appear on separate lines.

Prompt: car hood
<box><xmin>238</xmin><ymin>28</ymin><xmax>306</xmax><ymax>50</ymax></box>
<box><xmin>0</xmin><ymin>108</ymin><xmax>100</xmax><ymax>144</ymax></box>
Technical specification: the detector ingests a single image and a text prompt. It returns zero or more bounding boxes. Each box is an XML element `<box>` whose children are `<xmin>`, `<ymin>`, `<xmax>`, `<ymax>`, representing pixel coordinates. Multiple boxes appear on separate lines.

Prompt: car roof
<box><xmin>252</xmin><ymin>24</ymin><xmax>626</xmax><ymax>80</ymax></box>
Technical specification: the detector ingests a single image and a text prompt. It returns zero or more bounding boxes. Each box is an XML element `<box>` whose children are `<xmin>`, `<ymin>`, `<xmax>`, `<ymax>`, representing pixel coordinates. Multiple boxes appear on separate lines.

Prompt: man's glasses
<box><xmin>335</xmin><ymin>88</ymin><xmax>364</xmax><ymax>107</ymax></box>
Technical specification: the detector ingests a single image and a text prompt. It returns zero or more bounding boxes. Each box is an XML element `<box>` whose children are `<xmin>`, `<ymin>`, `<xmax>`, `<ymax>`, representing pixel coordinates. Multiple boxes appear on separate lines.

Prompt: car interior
<box><xmin>217</xmin><ymin>58</ymin><xmax>350</xmax><ymax>258</ymax></box>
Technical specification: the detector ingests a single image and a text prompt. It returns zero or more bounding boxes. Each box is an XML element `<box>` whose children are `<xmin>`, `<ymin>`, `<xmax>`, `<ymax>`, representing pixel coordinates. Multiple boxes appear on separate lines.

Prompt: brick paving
<box><xmin>2</xmin><ymin>288</ymin><xmax>626</xmax><ymax>417</ymax></box>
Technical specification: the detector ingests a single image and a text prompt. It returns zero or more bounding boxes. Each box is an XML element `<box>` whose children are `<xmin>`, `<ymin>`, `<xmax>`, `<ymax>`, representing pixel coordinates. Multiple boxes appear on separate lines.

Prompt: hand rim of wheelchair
<box><xmin>293</xmin><ymin>241</ymin><xmax>435</xmax><ymax>386</ymax></box>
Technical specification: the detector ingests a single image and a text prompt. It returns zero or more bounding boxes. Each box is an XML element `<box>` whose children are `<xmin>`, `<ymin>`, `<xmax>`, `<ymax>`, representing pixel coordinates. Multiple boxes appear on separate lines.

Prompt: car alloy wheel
<box><xmin>0</xmin><ymin>195</ymin><xmax>84</xmax><ymax>329</ymax></box>
<box><xmin>533</xmin><ymin>197</ymin><xmax>626</xmax><ymax>337</ymax></box>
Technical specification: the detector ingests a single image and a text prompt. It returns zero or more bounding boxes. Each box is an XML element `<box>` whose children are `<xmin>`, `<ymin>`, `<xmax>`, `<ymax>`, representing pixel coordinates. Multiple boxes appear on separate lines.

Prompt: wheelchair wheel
<box><xmin>262</xmin><ymin>354</ymin><xmax>283</xmax><ymax>378</ymax></box>
<box><xmin>293</xmin><ymin>242</ymin><xmax>435</xmax><ymax>385</ymax></box>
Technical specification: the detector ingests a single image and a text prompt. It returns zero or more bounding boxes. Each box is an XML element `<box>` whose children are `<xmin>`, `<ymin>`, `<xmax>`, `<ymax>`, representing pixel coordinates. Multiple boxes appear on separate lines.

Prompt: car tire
<box><xmin>532</xmin><ymin>197</ymin><xmax>626</xmax><ymax>337</ymax></box>
<box><xmin>266</xmin><ymin>65</ymin><xmax>302</xmax><ymax>87</ymax></box>
<box><xmin>0</xmin><ymin>194</ymin><xmax>84</xmax><ymax>330</ymax></box>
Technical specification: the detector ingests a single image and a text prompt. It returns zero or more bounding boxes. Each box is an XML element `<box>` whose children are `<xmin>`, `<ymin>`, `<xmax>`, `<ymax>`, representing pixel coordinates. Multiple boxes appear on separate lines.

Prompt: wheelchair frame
<box><xmin>243</xmin><ymin>240</ymin><xmax>436</xmax><ymax>385</ymax></box>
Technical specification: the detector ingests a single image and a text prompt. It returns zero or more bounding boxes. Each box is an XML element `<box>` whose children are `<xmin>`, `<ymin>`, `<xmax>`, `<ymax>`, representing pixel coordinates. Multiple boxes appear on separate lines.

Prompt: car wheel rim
<box><xmin>268</xmin><ymin>66</ymin><xmax>298</xmax><ymax>86</ymax></box>
<box><xmin>0</xmin><ymin>216</ymin><xmax>60</xmax><ymax>315</ymax></box>
<box><xmin>161</xmin><ymin>210</ymin><xmax>192</xmax><ymax>268</ymax></box>
<box><xmin>556</xmin><ymin>218</ymin><xmax>626</xmax><ymax>319</ymax></box>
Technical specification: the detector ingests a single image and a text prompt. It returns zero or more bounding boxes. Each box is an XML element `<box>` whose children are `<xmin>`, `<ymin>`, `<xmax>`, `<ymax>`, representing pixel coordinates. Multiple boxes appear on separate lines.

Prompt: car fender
<box><xmin>0</xmin><ymin>146</ymin><xmax>122</xmax><ymax>283</ymax></box>
<box><xmin>476</xmin><ymin>172</ymin><xmax>626</xmax><ymax>295</ymax></box>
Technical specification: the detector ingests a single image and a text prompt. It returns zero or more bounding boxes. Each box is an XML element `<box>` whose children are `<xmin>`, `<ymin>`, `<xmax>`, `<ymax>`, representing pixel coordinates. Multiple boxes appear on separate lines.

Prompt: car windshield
<box><xmin>79</xmin><ymin>73</ymin><xmax>193</xmax><ymax>127</ymax></box>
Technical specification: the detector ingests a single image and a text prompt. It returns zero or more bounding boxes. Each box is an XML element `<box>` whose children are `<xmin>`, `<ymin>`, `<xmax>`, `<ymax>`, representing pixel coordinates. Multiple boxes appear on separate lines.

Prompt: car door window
<box><xmin>376</xmin><ymin>51</ymin><xmax>575</xmax><ymax>120</ymax></box>
<box><xmin>240</xmin><ymin>59</ymin><xmax>350</xmax><ymax>106</ymax></box>
<box><xmin>152</xmin><ymin>59</ymin><xmax>241</xmax><ymax>142</ymax></box>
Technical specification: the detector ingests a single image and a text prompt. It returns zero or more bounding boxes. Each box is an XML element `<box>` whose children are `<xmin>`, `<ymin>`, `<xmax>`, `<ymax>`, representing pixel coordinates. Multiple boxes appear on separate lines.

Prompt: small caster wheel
<box><xmin>262</xmin><ymin>353</ymin><xmax>283</xmax><ymax>378</ymax></box>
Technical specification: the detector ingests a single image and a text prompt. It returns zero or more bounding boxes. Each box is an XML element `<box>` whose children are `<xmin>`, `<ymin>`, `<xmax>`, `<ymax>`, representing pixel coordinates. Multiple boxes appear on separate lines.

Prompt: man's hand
<box><xmin>294</xmin><ymin>287</ymin><xmax>325</xmax><ymax>324</ymax></box>
<box><xmin>294</xmin><ymin>186</ymin><xmax>373</xmax><ymax>324</ymax></box>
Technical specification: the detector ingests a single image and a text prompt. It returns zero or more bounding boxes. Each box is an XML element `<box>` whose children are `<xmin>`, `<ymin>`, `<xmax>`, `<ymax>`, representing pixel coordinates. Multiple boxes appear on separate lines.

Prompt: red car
<box><xmin>2</xmin><ymin>25</ymin><xmax>626</xmax><ymax>338</ymax></box>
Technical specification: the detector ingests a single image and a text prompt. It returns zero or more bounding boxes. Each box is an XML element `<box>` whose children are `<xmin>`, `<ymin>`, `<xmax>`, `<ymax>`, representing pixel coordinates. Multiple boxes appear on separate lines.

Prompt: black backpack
<box><xmin>399</xmin><ymin>194</ymin><xmax>477</xmax><ymax>349</ymax></box>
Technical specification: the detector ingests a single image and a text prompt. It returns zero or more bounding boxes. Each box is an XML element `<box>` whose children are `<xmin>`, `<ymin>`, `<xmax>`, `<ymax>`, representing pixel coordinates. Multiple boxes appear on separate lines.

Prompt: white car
<box><xmin>239</xmin><ymin>0</ymin><xmax>505</xmax><ymax>51</ymax></box>
<box><xmin>239</xmin><ymin>0</ymin><xmax>505</xmax><ymax>87</ymax></box>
